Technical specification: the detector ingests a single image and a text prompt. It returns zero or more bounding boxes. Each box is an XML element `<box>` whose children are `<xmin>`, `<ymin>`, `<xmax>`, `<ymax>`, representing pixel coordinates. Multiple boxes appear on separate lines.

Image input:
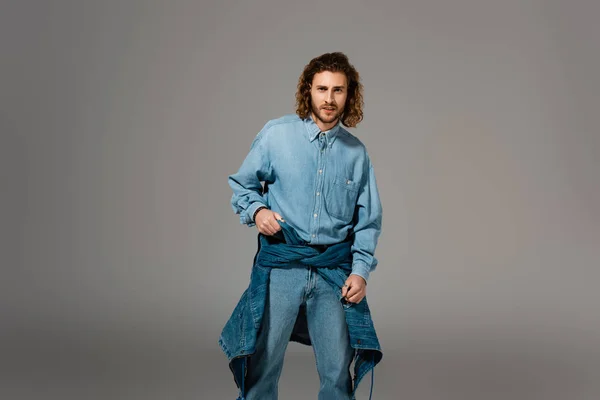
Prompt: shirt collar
<box><xmin>304</xmin><ymin>113</ymin><xmax>342</xmax><ymax>145</ymax></box>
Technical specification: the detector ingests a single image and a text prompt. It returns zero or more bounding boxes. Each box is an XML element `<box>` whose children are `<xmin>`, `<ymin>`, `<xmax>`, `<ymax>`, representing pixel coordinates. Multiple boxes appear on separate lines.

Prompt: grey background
<box><xmin>2</xmin><ymin>0</ymin><xmax>599</xmax><ymax>399</ymax></box>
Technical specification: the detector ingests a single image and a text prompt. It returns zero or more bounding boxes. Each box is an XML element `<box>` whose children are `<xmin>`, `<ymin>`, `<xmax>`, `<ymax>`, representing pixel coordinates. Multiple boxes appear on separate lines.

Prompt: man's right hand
<box><xmin>255</xmin><ymin>208</ymin><xmax>284</xmax><ymax>236</ymax></box>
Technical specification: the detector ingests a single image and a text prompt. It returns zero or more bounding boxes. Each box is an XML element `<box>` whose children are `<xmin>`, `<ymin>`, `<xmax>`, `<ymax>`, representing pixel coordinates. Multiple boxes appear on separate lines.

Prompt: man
<box><xmin>220</xmin><ymin>52</ymin><xmax>383</xmax><ymax>399</ymax></box>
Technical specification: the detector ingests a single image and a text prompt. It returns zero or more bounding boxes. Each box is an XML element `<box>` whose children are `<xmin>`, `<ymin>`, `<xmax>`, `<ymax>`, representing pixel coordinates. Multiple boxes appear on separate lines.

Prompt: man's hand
<box><xmin>255</xmin><ymin>208</ymin><xmax>284</xmax><ymax>236</ymax></box>
<box><xmin>341</xmin><ymin>274</ymin><xmax>367</xmax><ymax>304</ymax></box>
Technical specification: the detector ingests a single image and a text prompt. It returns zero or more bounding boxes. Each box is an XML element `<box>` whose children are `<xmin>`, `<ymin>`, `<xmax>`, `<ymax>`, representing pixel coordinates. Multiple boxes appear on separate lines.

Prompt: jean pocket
<box><xmin>325</xmin><ymin>176</ymin><xmax>360</xmax><ymax>221</ymax></box>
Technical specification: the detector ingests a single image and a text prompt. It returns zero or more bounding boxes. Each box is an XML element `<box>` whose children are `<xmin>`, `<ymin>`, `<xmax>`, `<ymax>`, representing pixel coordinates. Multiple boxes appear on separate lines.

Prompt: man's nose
<box><xmin>327</xmin><ymin>90</ymin><xmax>335</xmax><ymax>102</ymax></box>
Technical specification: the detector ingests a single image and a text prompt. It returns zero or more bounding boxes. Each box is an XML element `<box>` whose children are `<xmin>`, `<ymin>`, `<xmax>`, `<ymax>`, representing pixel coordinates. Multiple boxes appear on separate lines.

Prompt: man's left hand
<box><xmin>342</xmin><ymin>274</ymin><xmax>367</xmax><ymax>304</ymax></box>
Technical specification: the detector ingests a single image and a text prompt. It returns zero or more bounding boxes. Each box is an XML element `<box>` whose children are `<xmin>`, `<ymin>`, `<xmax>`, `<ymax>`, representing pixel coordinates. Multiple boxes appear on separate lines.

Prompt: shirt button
<box><xmin>347</xmin><ymin>180</ymin><xmax>351</xmax><ymax>184</ymax></box>
<box><xmin>316</xmin><ymin>192</ymin><xmax>320</xmax><ymax>196</ymax></box>
<box><xmin>312</xmin><ymin>234</ymin><xmax>316</xmax><ymax>238</ymax></box>
<box><xmin>318</xmin><ymin>169</ymin><xmax>322</xmax><ymax>174</ymax></box>
<box><xmin>314</xmin><ymin>213</ymin><xmax>317</xmax><ymax>218</ymax></box>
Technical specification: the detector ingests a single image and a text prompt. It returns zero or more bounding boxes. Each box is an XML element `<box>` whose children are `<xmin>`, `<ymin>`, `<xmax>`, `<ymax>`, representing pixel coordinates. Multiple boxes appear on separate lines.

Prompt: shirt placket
<box><xmin>310</xmin><ymin>132</ymin><xmax>327</xmax><ymax>242</ymax></box>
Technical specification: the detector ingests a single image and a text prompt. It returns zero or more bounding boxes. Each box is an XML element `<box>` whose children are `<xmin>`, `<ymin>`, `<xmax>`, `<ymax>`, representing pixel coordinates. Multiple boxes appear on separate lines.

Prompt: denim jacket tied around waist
<box><xmin>218</xmin><ymin>221</ymin><xmax>383</xmax><ymax>399</ymax></box>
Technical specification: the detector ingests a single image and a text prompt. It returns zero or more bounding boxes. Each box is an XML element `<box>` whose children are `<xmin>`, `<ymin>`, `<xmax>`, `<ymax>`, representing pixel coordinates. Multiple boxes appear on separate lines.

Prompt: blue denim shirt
<box><xmin>218</xmin><ymin>221</ymin><xmax>382</xmax><ymax>400</ymax></box>
<box><xmin>228</xmin><ymin>114</ymin><xmax>383</xmax><ymax>282</ymax></box>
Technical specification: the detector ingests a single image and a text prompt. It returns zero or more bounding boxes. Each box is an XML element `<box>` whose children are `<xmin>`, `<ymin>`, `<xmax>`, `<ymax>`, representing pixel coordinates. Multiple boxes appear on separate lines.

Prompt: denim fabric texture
<box><xmin>228</xmin><ymin>114</ymin><xmax>382</xmax><ymax>282</ymax></box>
<box><xmin>218</xmin><ymin>221</ymin><xmax>382</xmax><ymax>400</ymax></box>
<box><xmin>244</xmin><ymin>265</ymin><xmax>355</xmax><ymax>399</ymax></box>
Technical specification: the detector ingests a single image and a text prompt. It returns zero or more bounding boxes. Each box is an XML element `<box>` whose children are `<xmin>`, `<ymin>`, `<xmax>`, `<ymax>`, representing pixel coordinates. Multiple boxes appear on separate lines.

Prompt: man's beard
<box><xmin>311</xmin><ymin>102</ymin><xmax>343</xmax><ymax>125</ymax></box>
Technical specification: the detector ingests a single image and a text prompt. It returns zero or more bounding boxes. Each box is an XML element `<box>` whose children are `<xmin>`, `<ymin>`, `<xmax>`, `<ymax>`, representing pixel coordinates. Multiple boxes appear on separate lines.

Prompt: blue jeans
<box><xmin>245</xmin><ymin>265</ymin><xmax>354</xmax><ymax>399</ymax></box>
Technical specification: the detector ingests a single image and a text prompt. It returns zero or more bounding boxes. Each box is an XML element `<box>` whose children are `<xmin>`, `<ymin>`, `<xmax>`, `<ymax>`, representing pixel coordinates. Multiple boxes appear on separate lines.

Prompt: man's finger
<box><xmin>345</xmin><ymin>285</ymin><xmax>360</xmax><ymax>299</ymax></box>
<box><xmin>269</xmin><ymin>220</ymin><xmax>278</xmax><ymax>234</ymax></box>
<box><xmin>260</xmin><ymin>221</ymin><xmax>275</xmax><ymax>236</ymax></box>
<box><xmin>341</xmin><ymin>282</ymin><xmax>349</xmax><ymax>297</ymax></box>
<box><xmin>348</xmin><ymin>292</ymin><xmax>364</xmax><ymax>303</ymax></box>
<box><xmin>268</xmin><ymin>217</ymin><xmax>281</xmax><ymax>232</ymax></box>
<box><xmin>273</xmin><ymin>212</ymin><xmax>284</xmax><ymax>221</ymax></box>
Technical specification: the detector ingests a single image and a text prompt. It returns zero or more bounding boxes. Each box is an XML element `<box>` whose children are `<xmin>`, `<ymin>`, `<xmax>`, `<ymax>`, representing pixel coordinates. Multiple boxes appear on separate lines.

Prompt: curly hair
<box><xmin>295</xmin><ymin>52</ymin><xmax>364</xmax><ymax>128</ymax></box>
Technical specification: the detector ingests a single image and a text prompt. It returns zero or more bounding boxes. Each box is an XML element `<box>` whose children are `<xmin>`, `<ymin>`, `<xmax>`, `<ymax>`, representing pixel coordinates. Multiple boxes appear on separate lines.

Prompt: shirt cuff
<box><xmin>351</xmin><ymin>261</ymin><xmax>371</xmax><ymax>283</ymax></box>
<box><xmin>243</xmin><ymin>201</ymin><xmax>268</xmax><ymax>226</ymax></box>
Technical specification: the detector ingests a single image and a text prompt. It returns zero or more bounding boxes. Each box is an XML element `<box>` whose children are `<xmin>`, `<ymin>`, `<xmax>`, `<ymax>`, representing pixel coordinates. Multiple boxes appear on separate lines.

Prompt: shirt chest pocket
<box><xmin>325</xmin><ymin>176</ymin><xmax>360</xmax><ymax>221</ymax></box>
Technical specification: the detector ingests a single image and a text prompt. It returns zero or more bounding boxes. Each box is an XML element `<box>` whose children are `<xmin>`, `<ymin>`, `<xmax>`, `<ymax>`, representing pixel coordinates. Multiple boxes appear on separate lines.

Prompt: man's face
<box><xmin>310</xmin><ymin>71</ymin><xmax>348</xmax><ymax>129</ymax></box>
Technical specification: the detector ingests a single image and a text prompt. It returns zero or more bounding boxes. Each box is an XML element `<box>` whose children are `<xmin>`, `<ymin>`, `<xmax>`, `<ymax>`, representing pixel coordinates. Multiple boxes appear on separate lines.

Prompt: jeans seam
<box><xmin>305</xmin><ymin>266</ymin><xmax>314</xmax><ymax>299</ymax></box>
